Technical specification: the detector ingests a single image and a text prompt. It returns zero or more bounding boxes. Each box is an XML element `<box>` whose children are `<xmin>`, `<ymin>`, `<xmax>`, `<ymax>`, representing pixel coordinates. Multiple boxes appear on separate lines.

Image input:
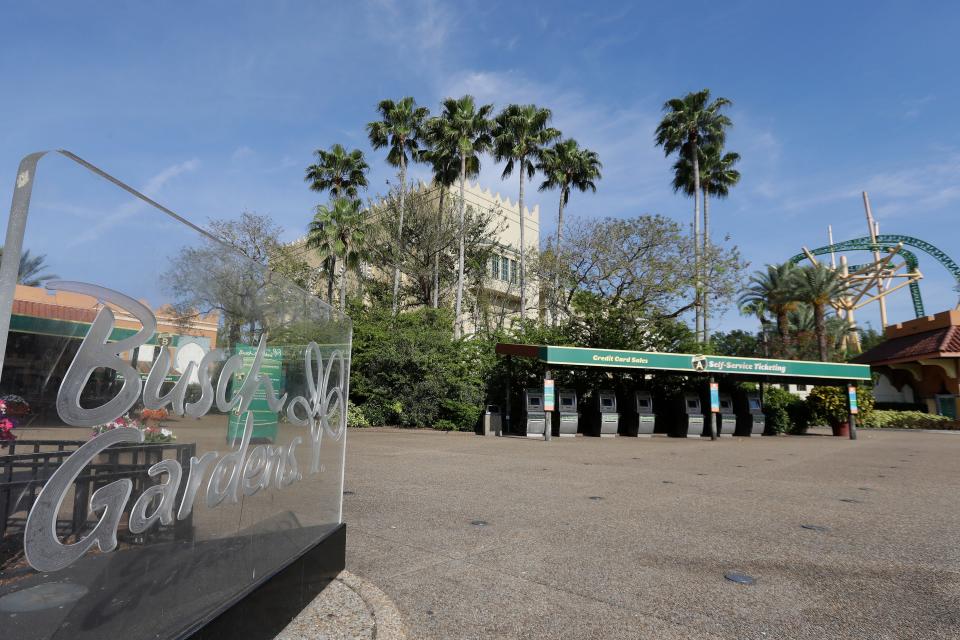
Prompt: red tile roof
<box><xmin>853</xmin><ymin>326</ymin><xmax>960</xmax><ymax>365</ymax></box>
<box><xmin>12</xmin><ymin>300</ymin><xmax>96</xmax><ymax>324</ymax></box>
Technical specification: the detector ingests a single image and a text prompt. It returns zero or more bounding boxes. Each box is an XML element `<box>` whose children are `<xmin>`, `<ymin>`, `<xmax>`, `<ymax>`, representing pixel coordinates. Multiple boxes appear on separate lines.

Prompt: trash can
<box><xmin>552</xmin><ymin>390</ymin><xmax>579</xmax><ymax>437</ymax></box>
<box><xmin>716</xmin><ymin>393</ymin><xmax>737</xmax><ymax>437</ymax></box>
<box><xmin>736</xmin><ymin>392</ymin><xmax>765</xmax><ymax>436</ymax></box>
<box><xmin>679</xmin><ymin>392</ymin><xmax>704</xmax><ymax>438</ymax></box>
<box><xmin>524</xmin><ymin>389</ymin><xmax>547</xmax><ymax>438</ymax></box>
<box><xmin>590</xmin><ymin>389</ymin><xmax>619</xmax><ymax>437</ymax></box>
<box><xmin>623</xmin><ymin>390</ymin><xmax>656</xmax><ymax>437</ymax></box>
<box><xmin>482</xmin><ymin>404</ymin><xmax>502</xmax><ymax>436</ymax></box>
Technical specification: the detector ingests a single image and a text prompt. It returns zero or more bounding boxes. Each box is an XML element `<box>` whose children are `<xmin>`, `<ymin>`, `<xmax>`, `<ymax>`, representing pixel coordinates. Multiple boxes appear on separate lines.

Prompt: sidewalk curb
<box><xmin>275</xmin><ymin>570</ymin><xmax>407</xmax><ymax>640</ymax></box>
<box><xmin>339</xmin><ymin>571</ymin><xmax>408</xmax><ymax>639</ymax></box>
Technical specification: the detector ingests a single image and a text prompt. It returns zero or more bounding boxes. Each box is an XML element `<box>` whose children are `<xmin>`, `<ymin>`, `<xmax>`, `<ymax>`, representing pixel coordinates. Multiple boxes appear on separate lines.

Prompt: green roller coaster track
<box><xmin>789</xmin><ymin>235</ymin><xmax>960</xmax><ymax>319</ymax></box>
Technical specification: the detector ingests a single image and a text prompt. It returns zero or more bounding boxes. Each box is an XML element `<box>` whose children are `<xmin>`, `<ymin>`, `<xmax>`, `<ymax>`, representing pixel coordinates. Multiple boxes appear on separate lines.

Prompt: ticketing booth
<box><xmin>679</xmin><ymin>392</ymin><xmax>704</xmax><ymax>438</ymax></box>
<box><xmin>716</xmin><ymin>393</ymin><xmax>737</xmax><ymax>437</ymax></box>
<box><xmin>736</xmin><ymin>391</ymin><xmax>765</xmax><ymax>436</ymax></box>
<box><xmin>495</xmin><ymin>343</ymin><xmax>870</xmax><ymax>441</ymax></box>
<box><xmin>590</xmin><ymin>389</ymin><xmax>619</xmax><ymax>437</ymax></box>
<box><xmin>523</xmin><ymin>388</ymin><xmax>547</xmax><ymax>438</ymax></box>
<box><xmin>552</xmin><ymin>389</ymin><xmax>579</xmax><ymax>437</ymax></box>
<box><xmin>622</xmin><ymin>390</ymin><xmax>656</xmax><ymax>437</ymax></box>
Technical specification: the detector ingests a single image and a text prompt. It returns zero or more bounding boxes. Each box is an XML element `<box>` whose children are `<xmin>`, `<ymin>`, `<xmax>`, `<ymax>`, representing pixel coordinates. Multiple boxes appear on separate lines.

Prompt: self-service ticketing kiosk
<box><xmin>716</xmin><ymin>393</ymin><xmax>737</xmax><ymax>437</ymax></box>
<box><xmin>623</xmin><ymin>390</ymin><xmax>656</xmax><ymax>436</ymax></box>
<box><xmin>524</xmin><ymin>389</ymin><xmax>547</xmax><ymax>438</ymax></box>
<box><xmin>736</xmin><ymin>391</ymin><xmax>765</xmax><ymax>436</ymax></box>
<box><xmin>590</xmin><ymin>390</ymin><xmax>619</xmax><ymax>437</ymax></box>
<box><xmin>680</xmin><ymin>392</ymin><xmax>704</xmax><ymax>438</ymax></box>
<box><xmin>552</xmin><ymin>389</ymin><xmax>579</xmax><ymax>437</ymax></box>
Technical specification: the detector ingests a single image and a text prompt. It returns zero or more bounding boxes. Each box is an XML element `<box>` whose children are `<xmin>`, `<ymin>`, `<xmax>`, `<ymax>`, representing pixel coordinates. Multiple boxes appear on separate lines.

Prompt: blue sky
<box><xmin>2</xmin><ymin>1</ymin><xmax>958</xmax><ymax>333</ymax></box>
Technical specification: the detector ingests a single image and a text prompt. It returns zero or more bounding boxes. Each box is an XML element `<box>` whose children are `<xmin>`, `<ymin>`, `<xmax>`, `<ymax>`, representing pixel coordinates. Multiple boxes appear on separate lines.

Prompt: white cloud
<box><xmin>231</xmin><ymin>146</ymin><xmax>255</xmax><ymax>162</ymax></box>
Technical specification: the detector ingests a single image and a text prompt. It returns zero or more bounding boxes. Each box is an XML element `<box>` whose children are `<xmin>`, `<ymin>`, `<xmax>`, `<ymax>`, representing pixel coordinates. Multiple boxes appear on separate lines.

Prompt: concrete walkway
<box><xmin>339</xmin><ymin>427</ymin><xmax>960</xmax><ymax>639</ymax></box>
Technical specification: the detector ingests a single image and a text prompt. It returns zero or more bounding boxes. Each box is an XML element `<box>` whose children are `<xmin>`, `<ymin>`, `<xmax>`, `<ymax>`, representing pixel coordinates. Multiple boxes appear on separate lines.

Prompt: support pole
<box><xmin>847</xmin><ymin>382</ymin><xmax>858</xmax><ymax>441</ymax></box>
<box><xmin>505</xmin><ymin>355</ymin><xmax>513</xmax><ymax>436</ymax></box>
<box><xmin>544</xmin><ymin>367</ymin><xmax>552</xmax><ymax>442</ymax></box>
<box><xmin>708</xmin><ymin>375</ymin><xmax>717</xmax><ymax>441</ymax></box>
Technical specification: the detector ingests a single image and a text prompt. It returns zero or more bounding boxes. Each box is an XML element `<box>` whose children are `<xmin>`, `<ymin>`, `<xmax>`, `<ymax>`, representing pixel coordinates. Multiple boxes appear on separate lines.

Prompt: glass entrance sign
<box><xmin>0</xmin><ymin>151</ymin><xmax>350</xmax><ymax>639</ymax></box>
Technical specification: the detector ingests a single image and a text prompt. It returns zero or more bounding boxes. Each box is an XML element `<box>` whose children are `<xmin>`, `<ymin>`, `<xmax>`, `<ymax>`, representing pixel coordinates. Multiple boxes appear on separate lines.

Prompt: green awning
<box><xmin>495</xmin><ymin>343</ymin><xmax>872</xmax><ymax>381</ymax></box>
<box><xmin>9</xmin><ymin>314</ymin><xmax>162</xmax><ymax>345</ymax></box>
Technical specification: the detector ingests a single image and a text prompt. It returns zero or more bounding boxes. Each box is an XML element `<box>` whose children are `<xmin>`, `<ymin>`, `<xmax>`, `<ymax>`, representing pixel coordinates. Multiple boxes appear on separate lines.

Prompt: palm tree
<box><xmin>738</xmin><ymin>262</ymin><xmax>800</xmax><ymax>357</ymax></box>
<box><xmin>333</xmin><ymin>199</ymin><xmax>368</xmax><ymax>310</ymax></box>
<box><xmin>420</xmin><ymin>119</ymin><xmax>484</xmax><ymax>309</ymax></box>
<box><xmin>0</xmin><ymin>248</ymin><xmax>58</xmax><ymax>286</ymax></box>
<box><xmin>367</xmin><ymin>97</ymin><xmax>430</xmax><ymax>315</ymax></box>
<box><xmin>655</xmin><ymin>89</ymin><xmax>733</xmax><ymax>343</ymax></box>
<box><xmin>304</xmin><ymin>144</ymin><xmax>370</xmax><ymax>199</ymax></box>
<box><xmin>493</xmin><ymin>104</ymin><xmax>561</xmax><ymax>321</ymax></box>
<box><xmin>307</xmin><ymin>198</ymin><xmax>367</xmax><ymax>310</ymax></box>
<box><xmin>739</xmin><ymin>299</ymin><xmax>771</xmax><ymax>357</ymax></box>
<box><xmin>672</xmin><ymin>143</ymin><xmax>740</xmax><ymax>341</ymax></box>
<box><xmin>304</xmin><ymin>144</ymin><xmax>369</xmax><ymax>304</ymax></box>
<box><xmin>537</xmin><ymin>138</ymin><xmax>602</xmax><ymax>325</ymax></box>
<box><xmin>426</xmin><ymin>96</ymin><xmax>493</xmax><ymax>336</ymax></box>
<box><xmin>789</xmin><ymin>264</ymin><xmax>849</xmax><ymax>361</ymax></box>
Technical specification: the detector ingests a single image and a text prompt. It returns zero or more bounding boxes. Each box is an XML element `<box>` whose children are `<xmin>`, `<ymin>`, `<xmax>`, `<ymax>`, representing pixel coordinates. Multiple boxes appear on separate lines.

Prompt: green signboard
<box><xmin>227</xmin><ymin>344</ymin><xmax>284</xmax><ymax>443</ymax></box>
<box><xmin>537</xmin><ymin>345</ymin><xmax>871</xmax><ymax>381</ymax></box>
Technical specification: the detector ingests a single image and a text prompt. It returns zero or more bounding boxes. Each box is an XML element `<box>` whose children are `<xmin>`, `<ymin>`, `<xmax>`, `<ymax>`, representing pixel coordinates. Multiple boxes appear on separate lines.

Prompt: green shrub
<box><xmin>347</xmin><ymin>401</ymin><xmax>371</xmax><ymax>428</ymax></box>
<box><xmin>349</xmin><ymin>307</ymin><xmax>492</xmax><ymax>431</ymax></box>
<box><xmin>861</xmin><ymin>410</ymin><xmax>956</xmax><ymax>430</ymax></box>
<box><xmin>763</xmin><ymin>386</ymin><xmax>808</xmax><ymax>434</ymax></box>
<box><xmin>807</xmin><ymin>386</ymin><xmax>874</xmax><ymax>427</ymax></box>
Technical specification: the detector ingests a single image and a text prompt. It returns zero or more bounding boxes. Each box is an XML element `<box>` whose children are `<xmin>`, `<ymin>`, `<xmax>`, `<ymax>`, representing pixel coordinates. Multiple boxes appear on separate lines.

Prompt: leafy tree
<box><xmin>166</xmin><ymin>212</ymin><xmax>286</xmax><ymax>346</ymax></box>
<box><xmin>365</xmin><ymin>185</ymin><xmax>502</xmax><ymax>314</ymax></box>
<box><xmin>655</xmin><ymin>89</ymin><xmax>733</xmax><ymax>343</ymax></box>
<box><xmin>367</xmin><ymin>97</ymin><xmax>430</xmax><ymax>316</ymax></box>
<box><xmin>493</xmin><ymin>104</ymin><xmax>561</xmax><ymax>320</ymax></box>
<box><xmin>544</xmin><ymin>215</ymin><xmax>745</xmax><ymax>334</ymax></box>
<box><xmin>537</xmin><ymin>138</ymin><xmax>602</xmax><ymax>324</ymax></box>
<box><xmin>304</xmin><ymin>143</ymin><xmax>370</xmax><ymax>199</ymax></box>
<box><xmin>711</xmin><ymin>329</ymin><xmax>761</xmax><ymax>357</ymax></box>
<box><xmin>789</xmin><ymin>264</ymin><xmax>850</xmax><ymax>361</ymax></box>
<box><xmin>423</xmin><ymin>96</ymin><xmax>493</xmax><ymax>333</ymax></box>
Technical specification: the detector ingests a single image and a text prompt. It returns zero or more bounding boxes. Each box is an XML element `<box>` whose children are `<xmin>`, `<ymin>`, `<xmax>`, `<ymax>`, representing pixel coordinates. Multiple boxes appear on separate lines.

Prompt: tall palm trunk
<box><xmin>691</xmin><ymin>137</ymin><xmax>702</xmax><ymax>343</ymax></box>
<box><xmin>339</xmin><ymin>249</ymin><xmax>349</xmax><ymax>312</ymax></box>
<box><xmin>702</xmin><ymin>188</ymin><xmax>710</xmax><ymax>343</ymax></box>
<box><xmin>432</xmin><ymin>188</ymin><xmax>445</xmax><ymax>309</ymax></box>
<box><xmin>552</xmin><ymin>187</ymin><xmax>567</xmax><ymax>326</ymax></box>
<box><xmin>518</xmin><ymin>163</ymin><xmax>527</xmax><ymax>320</ymax></box>
<box><xmin>814</xmin><ymin>302</ymin><xmax>829</xmax><ymax>361</ymax></box>
<box><xmin>454</xmin><ymin>155</ymin><xmax>467</xmax><ymax>337</ymax></box>
<box><xmin>327</xmin><ymin>256</ymin><xmax>336</xmax><ymax>304</ymax></box>
<box><xmin>775</xmin><ymin>308</ymin><xmax>790</xmax><ymax>357</ymax></box>
<box><xmin>391</xmin><ymin>154</ymin><xmax>406</xmax><ymax>316</ymax></box>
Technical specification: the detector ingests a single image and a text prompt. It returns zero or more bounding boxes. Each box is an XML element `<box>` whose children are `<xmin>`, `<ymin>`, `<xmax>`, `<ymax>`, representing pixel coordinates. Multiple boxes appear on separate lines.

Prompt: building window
<box><xmin>490</xmin><ymin>255</ymin><xmax>499</xmax><ymax>280</ymax></box>
<box><xmin>510</xmin><ymin>259</ymin><xmax>518</xmax><ymax>284</ymax></box>
<box><xmin>796</xmin><ymin>384</ymin><xmax>808</xmax><ymax>391</ymax></box>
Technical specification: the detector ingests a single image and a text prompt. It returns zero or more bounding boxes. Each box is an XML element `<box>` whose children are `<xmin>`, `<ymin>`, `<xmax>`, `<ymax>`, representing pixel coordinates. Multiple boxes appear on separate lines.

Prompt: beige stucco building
<box><xmin>292</xmin><ymin>180</ymin><xmax>541</xmax><ymax>331</ymax></box>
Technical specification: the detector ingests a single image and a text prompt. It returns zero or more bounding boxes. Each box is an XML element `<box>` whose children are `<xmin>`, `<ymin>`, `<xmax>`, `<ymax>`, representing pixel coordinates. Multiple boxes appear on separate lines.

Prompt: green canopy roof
<box><xmin>495</xmin><ymin>343</ymin><xmax>871</xmax><ymax>382</ymax></box>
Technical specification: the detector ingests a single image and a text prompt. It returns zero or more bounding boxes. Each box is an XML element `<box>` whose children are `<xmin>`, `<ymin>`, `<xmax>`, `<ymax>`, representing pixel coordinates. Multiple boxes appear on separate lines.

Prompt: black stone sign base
<box><xmin>188</xmin><ymin>523</ymin><xmax>346</xmax><ymax>640</ymax></box>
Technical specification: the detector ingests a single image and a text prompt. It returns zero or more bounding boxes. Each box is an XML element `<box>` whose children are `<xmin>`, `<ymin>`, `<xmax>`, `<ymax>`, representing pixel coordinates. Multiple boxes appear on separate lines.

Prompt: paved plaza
<box><xmin>341</xmin><ymin>427</ymin><xmax>960</xmax><ymax>639</ymax></box>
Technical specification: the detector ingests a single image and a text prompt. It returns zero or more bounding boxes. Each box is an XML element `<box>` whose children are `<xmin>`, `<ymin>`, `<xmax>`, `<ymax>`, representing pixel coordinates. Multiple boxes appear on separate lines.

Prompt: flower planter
<box><xmin>831</xmin><ymin>421</ymin><xmax>849</xmax><ymax>437</ymax></box>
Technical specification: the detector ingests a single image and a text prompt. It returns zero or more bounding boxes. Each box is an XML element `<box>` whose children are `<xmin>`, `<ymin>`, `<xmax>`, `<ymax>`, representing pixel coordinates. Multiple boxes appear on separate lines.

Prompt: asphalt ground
<box><xmin>341</xmin><ymin>427</ymin><xmax>960</xmax><ymax>640</ymax></box>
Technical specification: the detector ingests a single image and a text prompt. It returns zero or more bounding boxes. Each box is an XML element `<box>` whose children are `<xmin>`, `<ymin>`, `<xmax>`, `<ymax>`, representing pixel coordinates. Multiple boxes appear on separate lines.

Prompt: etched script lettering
<box><xmin>22</xmin><ymin>281</ymin><xmax>347</xmax><ymax>572</ymax></box>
